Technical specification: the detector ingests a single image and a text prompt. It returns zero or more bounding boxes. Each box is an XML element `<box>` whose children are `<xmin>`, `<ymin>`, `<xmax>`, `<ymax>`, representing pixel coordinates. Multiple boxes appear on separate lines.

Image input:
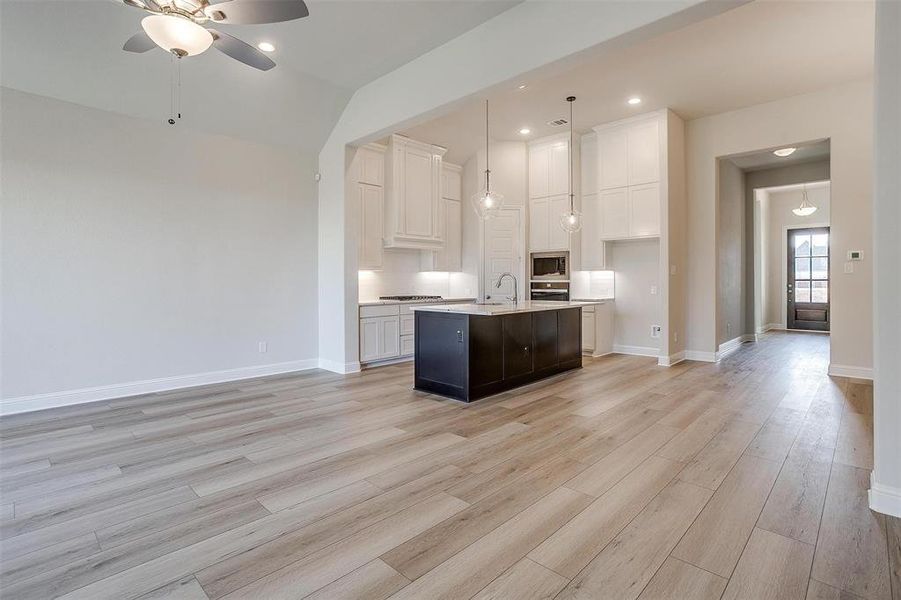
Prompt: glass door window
<box><xmin>788</xmin><ymin>227</ymin><xmax>830</xmax><ymax>331</ymax></box>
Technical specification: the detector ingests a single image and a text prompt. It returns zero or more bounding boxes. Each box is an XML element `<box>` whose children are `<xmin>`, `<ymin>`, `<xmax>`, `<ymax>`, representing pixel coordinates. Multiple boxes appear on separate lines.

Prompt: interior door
<box><xmin>484</xmin><ymin>209</ymin><xmax>522</xmax><ymax>301</ymax></box>
<box><xmin>787</xmin><ymin>227</ymin><xmax>830</xmax><ymax>331</ymax></box>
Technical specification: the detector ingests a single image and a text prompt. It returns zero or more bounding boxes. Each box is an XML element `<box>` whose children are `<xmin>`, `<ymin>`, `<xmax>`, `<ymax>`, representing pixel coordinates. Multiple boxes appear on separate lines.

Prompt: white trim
<box><xmin>717</xmin><ymin>336</ymin><xmax>743</xmax><ymax>360</ymax></box>
<box><xmin>869</xmin><ymin>472</ymin><xmax>901</xmax><ymax>517</ymax></box>
<box><xmin>828</xmin><ymin>363</ymin><xmax>874</xmax><ymax>380</ymax></box>
<box><xmin>741</xmin><ymin>333</ymin><xmax>758</xmax><ymax>343</ymax></box>
<box><xmin>763</xmin><ymin>322</ymin><xmax>785</xmax><ymax>332</ymax></box>
<box><xmin>613</xmin><ymin>344</ymin><xmax>659</xmax><ymax>358</ymax></box>
<box><xmin>684</xmin><ymin>350</ymin><xmax>717</xmax><ymax>362</ymax></box>
<box><xmin>658</xmin><ymin>351</ymin><xmax>685</xmax><ymax>367</ymax></box>
<box><xmin>318</xmin><ymin>358</ymin><xmax>362</xmax><ymax>375</ymax></box>
<box><xmin>0</xmin><ymin>359</ymin><xmax>319</xmax><ymax>416</ymax></box>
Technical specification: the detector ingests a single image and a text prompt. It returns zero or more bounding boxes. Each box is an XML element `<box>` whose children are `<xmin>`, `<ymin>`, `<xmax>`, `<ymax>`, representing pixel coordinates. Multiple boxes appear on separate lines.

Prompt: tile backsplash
<box><xmin>358</xmin><ymin>249</ymin><xmax>477</xmax><ymax>302</ymax></box>
<box><xmin>571</xmin><ymin>270</ymin><xmax>615</xmax><ymax>299</ymax></box>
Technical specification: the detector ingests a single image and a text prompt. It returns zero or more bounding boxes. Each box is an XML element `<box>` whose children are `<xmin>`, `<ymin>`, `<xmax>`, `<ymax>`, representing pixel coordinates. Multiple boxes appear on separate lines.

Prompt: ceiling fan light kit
<box><xmin>120</xmin><ymin>0</ymin><xmax>308</xmax><ymax>68</ymax></box>
<box><xmin>141</xmin><ymin>14</ymin><xmax>212</xmax><ymax>57</ymax></box>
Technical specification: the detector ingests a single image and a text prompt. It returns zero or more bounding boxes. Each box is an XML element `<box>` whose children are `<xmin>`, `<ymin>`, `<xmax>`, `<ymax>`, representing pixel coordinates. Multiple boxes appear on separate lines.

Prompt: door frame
<box><xmin>478</xmin><ymin>205</ymin><xmax>527</xmax><ymax>302</ymax></box>
<box><xmin>784</xmin><ymin>224</ymin><xmax>831</xmax><ymax>331</ymax></box>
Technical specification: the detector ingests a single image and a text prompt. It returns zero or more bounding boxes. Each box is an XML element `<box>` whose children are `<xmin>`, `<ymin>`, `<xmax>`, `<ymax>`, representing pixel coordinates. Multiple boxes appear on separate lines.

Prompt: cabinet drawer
<box><xmin>400</xmin><ymin>334</ymin><xmax>414</xmax><ymax>356</ymax></box>
<box><xmin>360</xmin><ymin>304</ymin><xmax>400</xmax><ymax>318</ymax></box>
<box><xmin>401</xmin><ymin>314</ymin><xmax>415</xmax><ymax>335</ymax></box>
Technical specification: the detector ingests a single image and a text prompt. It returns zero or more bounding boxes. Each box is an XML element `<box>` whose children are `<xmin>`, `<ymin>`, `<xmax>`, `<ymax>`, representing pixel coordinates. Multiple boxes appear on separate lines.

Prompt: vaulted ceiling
<box><xmin>0</xmin><ymin>0</ymin><xmax>520</xmax><ymax>150</ymax></box>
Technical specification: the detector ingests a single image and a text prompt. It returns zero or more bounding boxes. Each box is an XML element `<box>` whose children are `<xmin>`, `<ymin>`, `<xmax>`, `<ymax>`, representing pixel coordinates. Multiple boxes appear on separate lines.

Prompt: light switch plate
<box><xmin>844</xmin><ymin>262</ymin><xmax>854</xmax><ymax>274</ymax></box>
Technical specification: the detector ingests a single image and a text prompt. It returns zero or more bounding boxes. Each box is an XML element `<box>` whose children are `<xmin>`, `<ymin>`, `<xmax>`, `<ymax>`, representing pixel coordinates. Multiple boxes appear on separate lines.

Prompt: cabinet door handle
<box><xmin>523</xmin><ymin>346</ymin><xmax>529</xmax><ymax>355</ymax></box>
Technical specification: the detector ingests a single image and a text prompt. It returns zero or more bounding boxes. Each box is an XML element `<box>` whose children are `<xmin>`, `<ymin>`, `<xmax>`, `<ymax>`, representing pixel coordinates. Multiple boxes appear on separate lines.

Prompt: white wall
<box><xmin>870</xmin><ymin>0</ymin><xmax>901</xmax><ymax>518</ymax></box>
<box><xmin>761</xmin><ymin>186</ymin><xmax>831</xmax><ymax>327</ymax></box>
<box><xmin>609</xmin><ymin>239</ymin><xmax>661</xmax><ymax>354</ymax></box>
<box><xmin>1</xmin><ymin>88</ymin><xmax>319</xmax><ymax>412</ymax></box>
<box><xmin>686</xmin><ymin>80</ymin><xmax>873</xmax><ymax>374</ymax></box>
<box><xmin>717</xmin><ymin>159</ymin><xmax>745</xmax><ymax>345</ymax></box>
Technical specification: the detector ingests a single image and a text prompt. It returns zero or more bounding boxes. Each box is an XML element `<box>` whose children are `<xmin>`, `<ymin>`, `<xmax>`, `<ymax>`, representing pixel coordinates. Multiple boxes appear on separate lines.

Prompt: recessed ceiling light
<box><xmin>518</xmin><ymin>84</ymin><xmax>527</xmax><ymax>90</ymax></box>
<box><xmin>627</xmin><ymin>97</ymin><xmax>642</xmax><ymax>105</ymax></box>
<box><xmin>519</xmin><ymin>128</ymin><xmax>531</xmax><ymax>135</ymax></box>
<box><xmin>773</xmin><ymin>147</ymin><xmax>797</xmax><ymax>157</ymax></box>
<box><xmin>257</xmin><ymin>41</ymin><xmax>275</xmax><ymax>52</ymax></box>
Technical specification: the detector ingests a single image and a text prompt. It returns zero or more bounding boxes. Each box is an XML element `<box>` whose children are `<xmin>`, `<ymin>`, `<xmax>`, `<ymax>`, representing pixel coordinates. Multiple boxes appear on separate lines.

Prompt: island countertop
<box><xmin>411</xmin><ymin>300</ymin><xmax>604</xmax><ymax>316</ymax></box>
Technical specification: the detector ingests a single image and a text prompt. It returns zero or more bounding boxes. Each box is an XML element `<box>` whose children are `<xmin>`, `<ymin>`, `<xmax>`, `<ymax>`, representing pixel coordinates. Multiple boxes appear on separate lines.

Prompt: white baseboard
<box><xmin>361</xmin><ymin>356</ymin><xmax>413</xmax><ymax>369</ymax></box>
<box><xmin>613</xmin><ymin>344</ymin><xmax>659</xmax><ymax>358</ymax></box>
<box><xmin>869</xmin><ymin>472</ymin><xmax>901</xmax><ymax>517</ymax></box>
<box><xmin>716</xmin><ymin>336</ymin><xmax>743</xmax><ymax>361</ymax></box>
<box><xmin>318</xmin><ymin>358</ymin><xmax>362</xmax><ymax>374</ymax></box>
<box><xmin>658</xmin><ymin>351</ymin><xmax>685</xmax><ymax>367</ymax></box>
<box><xmin>741</xmin><ymin>333</ymin><xmax>758</xmax><ymax>343</ymax></box>
<box><xmin>0</xmin><ymin>359</ymin><xmax>319</xmax><ymax>416</ymax></box>
<box><xmin>684</xmin><ymin>350</ymin><xmax>717</xmax><ymax>362</ymax></box>
<box><xmin>828</xmin><ymin>363</ymin><xmax>874</xmax><ymax>381</ymax></box>
<box><xmin>764</xmin><ymin>322</ymin><xmax>785</xmax><ymax>331</ymax></box>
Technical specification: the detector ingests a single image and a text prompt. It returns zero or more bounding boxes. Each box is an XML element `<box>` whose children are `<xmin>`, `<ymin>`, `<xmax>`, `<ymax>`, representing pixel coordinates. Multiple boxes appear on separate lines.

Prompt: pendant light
<box><xmin>792</xmin><ymin>184</ymin><xmax>818</xmax><ymax>217</ymax></box>
<box><xmin>471</xmin><ymin>100</ymin><xmax>504</xmax><ymax>220</ymax></box>
<box><xmin>559</xmin><ymin>95</ymin><xmax>582</xmax><ymax>233</ymax></box>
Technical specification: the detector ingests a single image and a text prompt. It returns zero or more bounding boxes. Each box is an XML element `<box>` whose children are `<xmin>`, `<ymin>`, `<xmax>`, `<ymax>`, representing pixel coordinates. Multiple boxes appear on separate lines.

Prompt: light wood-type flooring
<box><xmin>1</xmin><ymin>331</ymin><xmax>898</xmax><ymax>600</ymax></box>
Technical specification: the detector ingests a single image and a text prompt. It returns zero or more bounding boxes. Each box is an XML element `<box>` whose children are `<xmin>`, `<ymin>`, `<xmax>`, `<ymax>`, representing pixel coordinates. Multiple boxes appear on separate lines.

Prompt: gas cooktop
<box><xmin>379</xmin><ymin>295</ymin><xmax>444</xmax><ymax>302</ymax></box>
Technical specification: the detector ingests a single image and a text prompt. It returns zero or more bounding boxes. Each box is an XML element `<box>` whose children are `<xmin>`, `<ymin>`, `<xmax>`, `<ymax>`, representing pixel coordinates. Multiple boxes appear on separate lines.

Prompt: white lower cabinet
<box><xmin>360</xmin><ymin>315</ymin><xmax>400</xmax><ymax>362</ymax></box>
<box><xmin>581</xmin><ymin>302</ymin><xmax>614</xmax><ymax>357</ymax></box>
<box><xmin>360</xmin><ymin>300</ymin><xmax>472</xmax><ymax>365</ymax></box>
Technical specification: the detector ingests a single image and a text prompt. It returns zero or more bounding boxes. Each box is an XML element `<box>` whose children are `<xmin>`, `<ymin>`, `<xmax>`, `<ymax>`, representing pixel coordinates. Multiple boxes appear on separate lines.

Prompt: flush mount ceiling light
<box><xmin>792</xmin><ymin>184</ymin><xmax>818</xmax><ymax>217</ymax></box>
<box><xmin>559</xmin><ymin>96</ymin><xmax>583</xmax><ymax>234</ymax></box>
<box><xmin>518</xmin><ymin>84</ymin><xmax>527</xmax><ymax>90</ymax></box>
<box><xmin>774</xmin><ymin>147</ymin><xmax>797</xmax><ymax>157</ymax></box>
<box><xmin>141</xmin><ymin>14</ymin><xmax>213</xmax><ymax>56</ymax></box>
<box><xmin>257</xmin><ymin>41</ymin><xmax>275</xmax><ymax>52</ymax></box>
<box><xmin>471</xmin><ymin>100</ymin><xmax>504</xmax><ymax>220</ymax></box>
<box><xmin>627</xmin><ymin>97</ymin><xmax>642</xmax><ymax>105</ymax></box>
<box><xmin>519</xmin><ymin>127</ymin><xmax>531</xmax><ymax>135</ymax></box>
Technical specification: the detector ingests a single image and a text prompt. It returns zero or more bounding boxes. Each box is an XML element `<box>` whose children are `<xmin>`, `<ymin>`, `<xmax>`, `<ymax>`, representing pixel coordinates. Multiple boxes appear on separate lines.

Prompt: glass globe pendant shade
<box><xmin>471</xmin><ymin>189</ymin><xmax>504</xmax><ymax>221</ymax></box>
<box><xmin>560</xmin><ymin>208</ymin><xmax>583</xmax><ymax>233</ymax></box>
<box><xmin>792</xmin><ymin>189</ymin><xmax>818</xmax><ymax>217</ymax></box>
<box><xmin>142</xmin><ymin>15</ymin><xmax>213</xmax><ymax>56</ymax></box>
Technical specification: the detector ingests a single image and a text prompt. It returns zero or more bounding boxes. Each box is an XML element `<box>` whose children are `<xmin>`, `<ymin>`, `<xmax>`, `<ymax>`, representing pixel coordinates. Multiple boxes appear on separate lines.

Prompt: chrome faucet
<box><xmin>495</xmin><ymin>272</ymin><xmax>518</xmax><ymax>305</ymax></box>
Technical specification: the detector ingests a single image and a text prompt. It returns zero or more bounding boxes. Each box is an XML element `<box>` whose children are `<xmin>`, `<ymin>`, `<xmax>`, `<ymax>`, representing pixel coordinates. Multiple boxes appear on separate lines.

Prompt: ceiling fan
<box><xmin>119</xmin><ymin>0</ymin><xmax>309</xmax><ymax>71</ymax></box>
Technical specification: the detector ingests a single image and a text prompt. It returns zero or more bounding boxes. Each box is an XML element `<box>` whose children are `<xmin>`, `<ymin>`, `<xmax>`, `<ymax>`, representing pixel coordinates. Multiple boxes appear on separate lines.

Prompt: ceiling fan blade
<box><xmin>204</xmin><ymin>0</ymin><xmax>308</xmax><ymax>24</ymax></box>
<box><xmin>208</xmin><ymin>29</ymin><xmax>275</xmax><ymax>71</ymax></box>
<box><xmin>123</xmin><ymin>30</ymin><xmax>157</xmax><ymax>53</ymax></box>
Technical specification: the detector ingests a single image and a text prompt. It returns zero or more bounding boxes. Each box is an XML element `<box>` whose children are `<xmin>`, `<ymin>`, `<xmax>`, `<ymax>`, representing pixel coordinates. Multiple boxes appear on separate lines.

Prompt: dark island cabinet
<box><xmin>414</xmin><ymin>307</ymin><xmax>583</xmax><ymax>402</ymax></box>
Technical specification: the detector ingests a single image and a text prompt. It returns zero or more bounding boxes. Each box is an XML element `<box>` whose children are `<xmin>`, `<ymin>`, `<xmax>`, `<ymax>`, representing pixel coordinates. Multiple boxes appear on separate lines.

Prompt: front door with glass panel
<box><xmin>787</xmin><ymin>227</ymin><xmax>830</xmax><ymax>331</ymax></box>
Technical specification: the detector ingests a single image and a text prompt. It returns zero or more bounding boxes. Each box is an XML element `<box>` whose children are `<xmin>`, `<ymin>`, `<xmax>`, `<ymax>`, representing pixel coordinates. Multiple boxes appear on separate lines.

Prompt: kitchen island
<box><xmin>411</xmin><ymin>301</ymin><xmax>600</xmax><ymax>402</ymax></box>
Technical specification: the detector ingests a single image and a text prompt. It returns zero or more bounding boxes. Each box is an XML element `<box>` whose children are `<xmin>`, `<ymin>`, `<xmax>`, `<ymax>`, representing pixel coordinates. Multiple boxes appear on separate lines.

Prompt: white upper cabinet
<box><xmin>593</xmin><ymin>113</ymin><xmax>663</xmax><ymax>240</ymax></box>
<box><xmin>421</xmin><ymin>162</ymin><xmax>463</xmax><ymax>272</ymax></box>
<box><xmin>528</xmin><ymin>134</ymin><xmax>578</xmax><ymax>252</ymax></box>
<box><xmin>548</xmin><ymin>142</ymin><xmax>570</xmax><ymax>196</ymax></box>
<box><xmin>627</xmin><ymin>120</ymin><xmax>660</xmax><ymax>185</ymax></box>
<box><xmin>528</xmin><ymin>145</ymin><xmax>550</xmax><ymax>198</ymax></box>
<box><xmin>358</xmin><ymin>183</ymin><xmax>384</xmax><ymax>270</ymax></box>
<box><xmin>580</xmin><ymin>133</ymin><xmax>606</xmax><ymax>270</ymax></box>
<box><xmin>357</xmin><ymin>145</ymin><xmax>385</xmax><ymax>186</ymax></box>
<box><xmin>354</xmin><ymin>143</ymin><xmax>386</xmax><ymax>270</ymax></box>
<box><xmin>384</xmin><ymin>134</ymin><xmax>446</xmax><ymax>249</ymax></box>
<box><xmin>597</xmin><ymin>128</ymin><xmax>628</xmax><ymax>190</ymax></box>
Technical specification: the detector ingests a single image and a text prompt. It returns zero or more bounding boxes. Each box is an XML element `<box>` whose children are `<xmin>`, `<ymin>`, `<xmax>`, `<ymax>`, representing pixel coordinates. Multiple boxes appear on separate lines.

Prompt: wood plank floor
<box><xmin>1</xmin><ymin>331</ymin><xmax>897</xmax><ymax>600</ymax></box>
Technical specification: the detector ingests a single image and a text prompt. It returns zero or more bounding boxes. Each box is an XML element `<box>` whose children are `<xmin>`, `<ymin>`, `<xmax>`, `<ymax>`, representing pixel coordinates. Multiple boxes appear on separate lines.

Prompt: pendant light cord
<box><xmin>485</xmin><ymin>99</ymin><xmax>490</xmax><ymax>193</ymax></box>
<box><xmin>567</xmin><ymin>96</ymin><xmax>576</xmax><ymax>212</ymax></box>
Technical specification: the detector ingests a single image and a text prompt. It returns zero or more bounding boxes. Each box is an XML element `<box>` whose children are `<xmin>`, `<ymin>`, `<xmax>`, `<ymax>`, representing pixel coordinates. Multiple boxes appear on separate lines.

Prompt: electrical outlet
<box><xmin>258</xmin><ymin>341</ymin><xmax>268</xmax><ymax>353</ymax></box>
<box><xmin>727</xmin><ymin>322</ymin><xmax>732</xmax><ymax>335</ymax></box>
<box><xmin>650</xmin><ymin>285</ymin><xmax>657</xmax><ymax>295</ymax></box>
<box><xmin>651</xmin><ymin>325</ymin><xmax>661</xmax><ymax>339</ymax></box>
<box><xmin>674</xmin><ymin>331</ymin><xmax>679</xmax><ymax>342</ymax></box>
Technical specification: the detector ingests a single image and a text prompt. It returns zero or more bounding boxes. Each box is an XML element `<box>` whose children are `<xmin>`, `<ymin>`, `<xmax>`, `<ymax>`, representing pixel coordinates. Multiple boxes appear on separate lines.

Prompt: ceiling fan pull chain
<box><xmin>177</xmin><ymin>56</ymin><xmax>182</xmax><ymax>121</ymax></box>
<box><xmin>168</xmin><ymin>53</ymin><xmax>175</xmax><ymax>125</ymax></box>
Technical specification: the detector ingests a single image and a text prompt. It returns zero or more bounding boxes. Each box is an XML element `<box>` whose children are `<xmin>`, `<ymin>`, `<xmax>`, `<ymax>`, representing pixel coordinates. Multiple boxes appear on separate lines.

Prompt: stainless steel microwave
<box><xmin>531</xmin><ymin>251</ymin><xmax>569</xmax><ymax>281</ymax></box>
